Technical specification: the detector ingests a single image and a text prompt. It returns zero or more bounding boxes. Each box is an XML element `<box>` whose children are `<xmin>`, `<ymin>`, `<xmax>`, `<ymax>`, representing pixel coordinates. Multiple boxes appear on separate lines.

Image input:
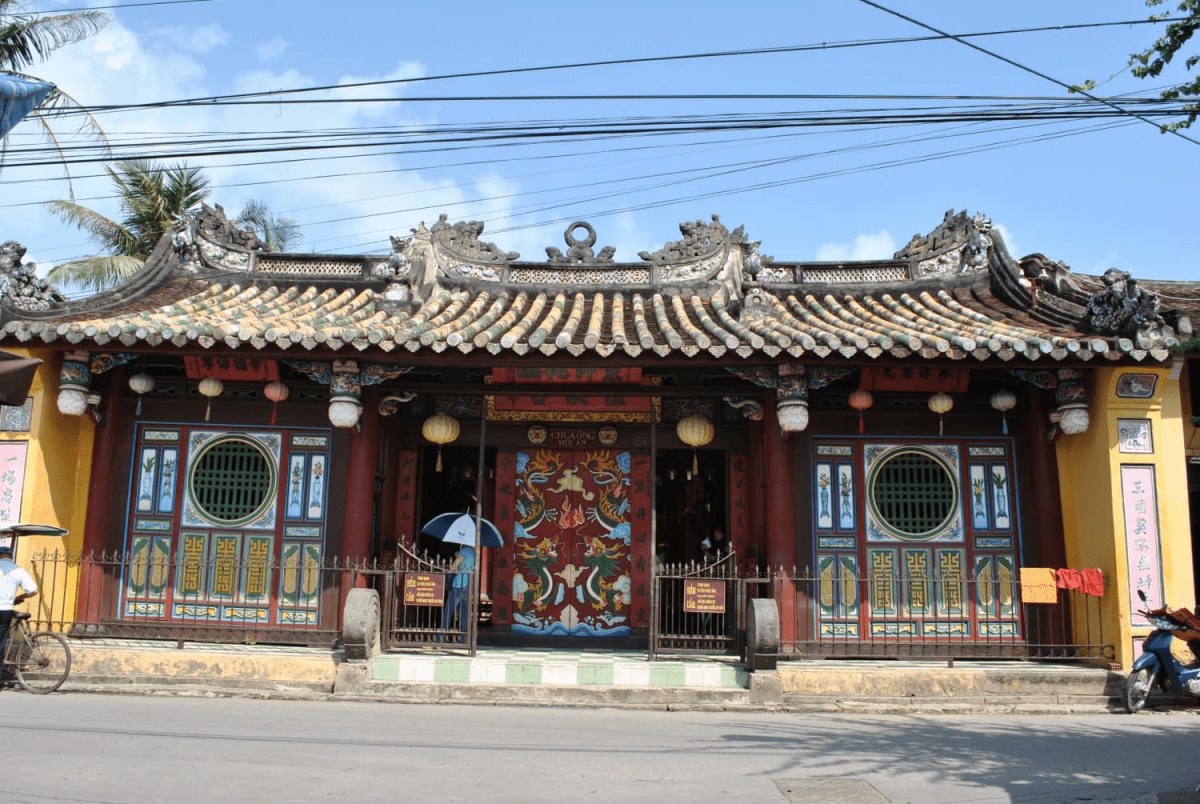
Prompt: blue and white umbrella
<box><xmin>421</xmin><ymin>512</ymin><xmax>503</xmax><ymax>548</ymax></box>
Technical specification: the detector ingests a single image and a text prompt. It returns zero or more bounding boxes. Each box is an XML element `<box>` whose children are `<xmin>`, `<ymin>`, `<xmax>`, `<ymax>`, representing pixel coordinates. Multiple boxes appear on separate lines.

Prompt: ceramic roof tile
<box><xmin>1</xmin><ymin>207</ymin><xmax>1191</xmax><ymax>366</ymax></box>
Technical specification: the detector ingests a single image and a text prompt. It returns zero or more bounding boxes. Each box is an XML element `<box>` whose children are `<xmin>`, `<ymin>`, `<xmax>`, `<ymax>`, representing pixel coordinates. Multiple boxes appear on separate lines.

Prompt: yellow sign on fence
<box><xmin>1019</xmin><ymin>568</ymin><xmax>1058</xmax><ymax>604</ymax></box>
<box><xmin>404</xmin><ymin>573</ymin><xmax>446</xmax><ymax>606</ymax></box>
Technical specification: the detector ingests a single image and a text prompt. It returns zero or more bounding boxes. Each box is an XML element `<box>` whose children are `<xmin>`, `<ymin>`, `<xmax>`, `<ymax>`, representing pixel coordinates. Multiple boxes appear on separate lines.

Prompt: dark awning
<box><xmin>0</xmin><ymin>349</ymin><xmax>41</xmax><ymax>407</ymax></box>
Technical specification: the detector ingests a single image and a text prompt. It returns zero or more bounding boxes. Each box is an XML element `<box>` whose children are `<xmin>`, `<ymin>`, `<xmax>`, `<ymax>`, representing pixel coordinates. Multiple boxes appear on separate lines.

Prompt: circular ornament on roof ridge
<box><xmin>564</xmin><ymin>222</ymin><xmax>597</xmax><ymax>249</ymax></box>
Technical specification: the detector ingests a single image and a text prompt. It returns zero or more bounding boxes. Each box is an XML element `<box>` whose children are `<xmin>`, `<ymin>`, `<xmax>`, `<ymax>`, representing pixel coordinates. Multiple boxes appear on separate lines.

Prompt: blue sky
<box><xmin>4</xmin><ymin>0</ymin><xmax>1198</xmax><ymax>286</ymax></box>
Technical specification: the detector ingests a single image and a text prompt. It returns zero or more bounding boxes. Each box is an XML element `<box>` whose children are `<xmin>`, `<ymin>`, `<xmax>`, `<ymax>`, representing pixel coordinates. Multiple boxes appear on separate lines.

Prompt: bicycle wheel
<box><xmin>14</xmin><ymin>632</ymin><xmax>71</xmax><ymax>694</ymax></box>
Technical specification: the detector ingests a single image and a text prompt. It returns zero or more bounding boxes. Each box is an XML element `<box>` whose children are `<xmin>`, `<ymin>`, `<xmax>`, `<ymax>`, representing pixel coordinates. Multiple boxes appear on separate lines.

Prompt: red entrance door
<box><xmin>509</xmin><ymin>449</ymin><xmax>636</xmax><ymax>637</ymax></box>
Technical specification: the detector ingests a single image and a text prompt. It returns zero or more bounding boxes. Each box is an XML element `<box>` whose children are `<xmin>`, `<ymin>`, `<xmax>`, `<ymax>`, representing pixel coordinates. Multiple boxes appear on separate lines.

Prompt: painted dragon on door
<box><xmin>512</xmin><ymin>449</ymin><xmax>633</xmax><ymax>636</ymax></box>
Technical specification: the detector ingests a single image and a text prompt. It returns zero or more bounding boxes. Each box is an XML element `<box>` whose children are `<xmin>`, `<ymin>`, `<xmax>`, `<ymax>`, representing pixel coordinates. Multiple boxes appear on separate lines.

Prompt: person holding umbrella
<box><xmin>441</xmin><ymin>543</ymin><xmax>475</xmax><ymax>639</ymax></box>
<box><xmin>421</xmin><ymin>511</ymin><xmax>502</xmax><ymax>644</ymax></box>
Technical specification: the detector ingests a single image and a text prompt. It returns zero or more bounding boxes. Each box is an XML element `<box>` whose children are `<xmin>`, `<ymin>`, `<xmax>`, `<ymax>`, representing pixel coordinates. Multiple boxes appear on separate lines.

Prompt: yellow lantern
<box><xmin>928</xmin><ymin>391</ymin><xmax>954</xmax><ymax>436</ymax></box>
<box><xmin>676</xmin><ymin>414</ymin><xmax>714</xmax><ymax>475</ymax></box>
<box><xmin>422</xmin><ymin>412</ymin><xmax>460</xmax><ymax>472</ymax></box>
<box><xmin>198</xmin><ymin>377</ymin><xmax>223</xmax><ymax>422</ymax></box>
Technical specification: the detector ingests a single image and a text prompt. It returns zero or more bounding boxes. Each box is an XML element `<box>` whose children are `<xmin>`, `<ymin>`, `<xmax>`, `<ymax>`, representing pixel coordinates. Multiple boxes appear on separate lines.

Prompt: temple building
<box><xmin>0</xmin><ymin>205</ymin><xmax>1195</xmax><ymax>668</ymax></box>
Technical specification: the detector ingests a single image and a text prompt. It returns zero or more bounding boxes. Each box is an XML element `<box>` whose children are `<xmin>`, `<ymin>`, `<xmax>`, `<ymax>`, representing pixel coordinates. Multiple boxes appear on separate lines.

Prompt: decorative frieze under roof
<box><xmin>0</xmin><ymin>206</ymin><xmax>1193</xmax><ymax>365</ymax></box>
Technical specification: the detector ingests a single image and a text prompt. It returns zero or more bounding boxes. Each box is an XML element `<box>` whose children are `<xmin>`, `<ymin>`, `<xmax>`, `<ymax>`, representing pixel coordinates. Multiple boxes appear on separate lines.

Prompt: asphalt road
<box><xmin>2</xmin><ymin>694</ymin><xmax>1199</xmax><ymax>804</ymax></box>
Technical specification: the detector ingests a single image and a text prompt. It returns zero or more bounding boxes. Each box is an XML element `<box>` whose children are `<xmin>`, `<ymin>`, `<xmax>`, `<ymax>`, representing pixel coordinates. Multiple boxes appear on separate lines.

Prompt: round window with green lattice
<box><xmin>188</xmin><ymin>436</ymin><xmax>277</xmax><ymax>526</ymax></box>
<box><xmin>867</xmin><ymin>448</ymin><xmax>959</xmax><ymax>540</ymax></box>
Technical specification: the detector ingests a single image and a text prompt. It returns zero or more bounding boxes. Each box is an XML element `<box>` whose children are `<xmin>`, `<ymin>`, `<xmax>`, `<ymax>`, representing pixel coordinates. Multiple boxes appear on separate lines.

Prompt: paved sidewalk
<box><xmin>48</xmin><ymin>636</ymin><xmax>1197</xmax><ymax>715</ymax></box>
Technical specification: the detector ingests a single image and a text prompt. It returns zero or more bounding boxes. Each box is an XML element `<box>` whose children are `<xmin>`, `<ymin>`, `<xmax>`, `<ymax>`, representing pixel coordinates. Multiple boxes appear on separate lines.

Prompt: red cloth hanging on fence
<box><xmin>1079</xmin><ymin>569</ymin><xmax>1105</xmax><ymax>597</ymax></box>
<box><xmin>1055</xmin><ymin>569</ymin><xmax>1082</xmax><ymax>590</ymax></box>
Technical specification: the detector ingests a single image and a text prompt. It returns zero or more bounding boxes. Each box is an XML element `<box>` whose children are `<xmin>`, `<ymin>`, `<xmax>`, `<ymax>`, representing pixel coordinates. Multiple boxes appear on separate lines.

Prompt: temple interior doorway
<box><xmin>656</xmin><ymin>449</ymin><xmax>727</xmax><ymax>566</ymax></box>
<box><xmin>414</xmin><ymin>446</ymin><xmax>495</xmax><ymax>555</ymax></box>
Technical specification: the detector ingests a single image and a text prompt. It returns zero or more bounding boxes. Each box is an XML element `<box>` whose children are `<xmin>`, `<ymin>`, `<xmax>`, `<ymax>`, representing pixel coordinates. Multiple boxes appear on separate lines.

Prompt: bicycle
<box><xmin>1</xmin><ymin>611</ymin><xmax>71</xmax><ymax>693</ymax></box>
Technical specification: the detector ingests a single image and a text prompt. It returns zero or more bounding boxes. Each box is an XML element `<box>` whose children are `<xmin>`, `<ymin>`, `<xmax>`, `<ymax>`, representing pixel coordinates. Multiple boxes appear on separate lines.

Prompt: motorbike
<box><xmin>1125</xmin><ymin>589</ymin><xmax>1200</xmax><ymax>713</ymax></box>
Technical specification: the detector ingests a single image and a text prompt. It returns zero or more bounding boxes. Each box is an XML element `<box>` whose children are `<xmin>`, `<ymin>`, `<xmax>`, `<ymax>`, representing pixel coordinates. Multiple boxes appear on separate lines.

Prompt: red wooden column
<box><xmin>78</xmin><ymin>366</ymin><xmax>125</xmax><ymax>626</ymax></box>
<box><xmin>339</xmin><ymin>385</ymin><xmax>379</xmax><ymax>618</ymax></box>
<box><xmin>761</xmin><ymin>394</ymin><xmax>798</xmax><ymax>645</ymax></box>
<box><xmin>1027</xmin><ymin>390</ymin><xmax>1067</xmax><ymax>569</ymax></box>
<box><xmin>746</xmin><ymin>415</ymin><xmax>766</xmax><ymax>570</ymax></box>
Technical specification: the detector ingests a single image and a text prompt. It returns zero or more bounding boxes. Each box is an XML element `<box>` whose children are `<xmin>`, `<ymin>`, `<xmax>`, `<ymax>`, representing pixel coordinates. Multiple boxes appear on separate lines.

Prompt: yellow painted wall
<box><xmin>0</xmin><ymin>348</ymin><xmax>96</xmax><ymax>627</ymax></box>
<box><xmin>1057</xmin><ymin>364</ymin><xmax>1194</xmax><ymax>670</ymax></box>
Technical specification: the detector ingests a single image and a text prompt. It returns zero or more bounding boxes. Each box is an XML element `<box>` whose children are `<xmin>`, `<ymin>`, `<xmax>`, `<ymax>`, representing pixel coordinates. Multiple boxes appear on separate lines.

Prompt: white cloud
<box><xmin>147</xmin><ymin>24</ymin><xmax>230</xmax><ymax>55</ymax></box>
<box><xmin>3</xmin><ymin>21</ymin><xmax>510</xmax><ymax>269</ymax></box>
<box><xmin>815</xmin><ymin>230</ymin><xmax>896</xmax><ymax>262</ymax></box>
<box><xmin>256</xmin><ymin>37</ymin><xmax>289</xmax><ymax>63</ymax></box>
<box><xmin>993</xmin><ymin>223</ymin><xmax>1020</xmax><ymax>260</ymax></box>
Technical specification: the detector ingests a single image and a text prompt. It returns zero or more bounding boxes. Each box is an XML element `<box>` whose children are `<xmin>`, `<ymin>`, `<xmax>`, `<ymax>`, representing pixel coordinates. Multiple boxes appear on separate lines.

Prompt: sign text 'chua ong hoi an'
<box><xmin>0</xmin><ymin>205</ymin><xmax>1196</xmax><ymax>668</ymax></box>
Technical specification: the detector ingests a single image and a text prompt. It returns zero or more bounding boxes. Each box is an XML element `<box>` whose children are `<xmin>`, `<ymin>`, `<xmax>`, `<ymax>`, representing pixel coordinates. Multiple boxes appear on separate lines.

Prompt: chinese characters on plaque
<box><xmin>1121</xmin><ymin>465</ymin><xmax>1163</xmax><ymax>626</ymax></box>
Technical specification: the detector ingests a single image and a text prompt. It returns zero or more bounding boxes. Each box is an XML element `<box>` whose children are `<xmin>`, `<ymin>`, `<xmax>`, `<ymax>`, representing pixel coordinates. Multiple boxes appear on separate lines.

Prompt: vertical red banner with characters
<box><xmin>729</xmin><ymin>453</ymin><xmax>750</xmax><ymax>569</ymax></box>
<box><xmin>491</xmin><ymin>450</ymin><xmax>517</xmax><ymax>627</ymax></box>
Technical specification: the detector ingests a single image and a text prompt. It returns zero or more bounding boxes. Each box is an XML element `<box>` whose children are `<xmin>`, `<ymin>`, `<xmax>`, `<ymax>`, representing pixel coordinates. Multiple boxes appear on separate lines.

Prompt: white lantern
<box><xmin>129</xmin><ymin>371</ymin><xmax>154</xmax><ymax>416</ymax></box>
<box><xmin>990</xmin><ymin>388</ymin><xmax>1017</xmax><ymax>434</ymax></box>
<box><xmin>56</xmin><ymin>387</ymin><xmax>88</xmax><ymax>417</ymax></box>
<box><xmin>198</xmin><ymin>377</ymin><xmax>223</xmax><ymax>422</ymax></box>
<box><xmin>328</xmin><ymin>398</ymin><xmax>362</xmax><ymax>429</ymax></box>
<box><xmin>776</xmin><ymin>398</ymin><xmax>809</xmax><ymax>433</ymax></box>
<box><xmin>1058</xmin><ymin>405</ymin><xmax>1089</xmax><ymax>435</ymax></box>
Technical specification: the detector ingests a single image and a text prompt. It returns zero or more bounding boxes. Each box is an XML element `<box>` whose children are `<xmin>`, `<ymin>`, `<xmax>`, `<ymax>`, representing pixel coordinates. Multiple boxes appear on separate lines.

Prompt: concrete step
<box><xmin>368</xmin><ymin>649</ymin><xmax>749</xmax><ymax>690</ymax></box>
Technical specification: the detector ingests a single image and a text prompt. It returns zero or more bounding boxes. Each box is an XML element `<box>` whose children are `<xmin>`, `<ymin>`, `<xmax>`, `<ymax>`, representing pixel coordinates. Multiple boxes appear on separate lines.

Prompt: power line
<box><xmin>73</xmin><ymin>92</ymin><xmax>1185</xmax><ymax>111</ymax></box>
<box><xmin>3</xmin><ymin>101</ymin><xmax>1189</xmax><ymax>167</ymax></box>
<box><xmin>856</xmin><ymin>0</ymin><xmax>1200</xmax><ymax>147</ymax></box>
<box><xmin>49</xmin><ymin>18</ymin><xmax>1174</xmax><ymax>115</ymax></box>
<box><xmin>27</xmin><ymin>0</ymin><xmax>214</xmax><ymax>12</ymax></box>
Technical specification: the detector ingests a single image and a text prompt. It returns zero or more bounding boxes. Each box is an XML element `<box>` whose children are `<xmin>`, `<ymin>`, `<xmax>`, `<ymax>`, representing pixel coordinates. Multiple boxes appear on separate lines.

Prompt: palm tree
<box><xmin>45</xmin><ymin>160</ymin><xmax>211</xmax><ymax>292</ymax></box>
<box><xmin>236</xmin><ymin>199</ymin><xmax>303</xmax><ymax>252</ymax></box>
<box><xmin>1</xmin><ymin>2</ymin><xmax>109</xmax><ymax>168</ymax></box>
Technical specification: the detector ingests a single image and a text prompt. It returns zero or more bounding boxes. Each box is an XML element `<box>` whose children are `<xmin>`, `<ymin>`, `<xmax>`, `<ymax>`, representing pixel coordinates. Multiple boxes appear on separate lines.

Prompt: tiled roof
<box><xmin>1</xmin><ymin>208</ymin><xmax>1191</xmax><ymax>365</ymax></box>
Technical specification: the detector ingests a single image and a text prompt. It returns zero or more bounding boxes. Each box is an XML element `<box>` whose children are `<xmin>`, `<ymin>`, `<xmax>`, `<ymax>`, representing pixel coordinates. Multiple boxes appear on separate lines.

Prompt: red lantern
<box><xmin>264</xmin><ymin>381</ymin><xmax>289</xmax><ymax>426</ymax></box>
<box><xmin>848</xmin><ymin>388</ymin><xmax>873</xmax><ymax>434</ymax></box>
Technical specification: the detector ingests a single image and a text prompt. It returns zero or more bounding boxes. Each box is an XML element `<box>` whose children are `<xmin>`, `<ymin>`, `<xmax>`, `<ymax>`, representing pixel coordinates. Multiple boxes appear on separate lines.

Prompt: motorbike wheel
<box><xmin>1124</xmin><ymin>667</ymin><xmax>1157</xmax><ymax>714</ymax></box>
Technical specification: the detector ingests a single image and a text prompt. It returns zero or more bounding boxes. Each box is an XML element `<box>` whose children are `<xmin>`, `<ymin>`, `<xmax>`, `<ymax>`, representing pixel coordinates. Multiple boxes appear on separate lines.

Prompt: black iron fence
<box><xmin>22</xmin><ymin>550</ymin><xmax>362</xmax><ymax>648</ymax></box>
<box><xmin>770</xmin><ymin>566</ymin><xmax>1114</xmax><ymax>663</ymax></box>
<box><xmin>359</xmin><ymin>547</ymin><xmax>471</xmax><ymax>650</ymax></box>
<box><xmin>19</xmin><ymin>550</ymin><xmax>1115</xmax><ymax>664</ymax></box>
<box><xmin>651</xmin><ymin>553</ymin><xmax>748</xmax><ymax>657</ymax></box>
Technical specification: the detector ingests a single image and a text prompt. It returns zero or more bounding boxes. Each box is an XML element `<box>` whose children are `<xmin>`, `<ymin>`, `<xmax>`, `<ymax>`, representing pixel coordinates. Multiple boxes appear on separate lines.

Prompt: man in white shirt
<box><xmin>0</xmin><ymin>543</ymin><xmax>37</xmax><ymax>660</ymax></box>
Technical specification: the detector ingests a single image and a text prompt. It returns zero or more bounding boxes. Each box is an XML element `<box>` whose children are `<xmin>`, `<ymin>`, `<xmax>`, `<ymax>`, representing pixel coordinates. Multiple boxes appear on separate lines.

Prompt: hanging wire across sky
<box><xmin>6</xmin><ymin>11</ymin><xmax>1194</xmax><ymax>264</ymax></box>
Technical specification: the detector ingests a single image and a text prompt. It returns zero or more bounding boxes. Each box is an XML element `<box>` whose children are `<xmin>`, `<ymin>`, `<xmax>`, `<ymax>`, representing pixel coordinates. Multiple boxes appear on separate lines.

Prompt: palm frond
<box><xmin>44</xmin><ymin>199</ymin><xmax>136</xmax><ymax>256</ymax></box>
<box><xmin>236</xmin><ymin>198</ymin><xmax>303</xmax><ymax>252</ymax></box>
<box><xmin>45</xmin><ymin>255</ymin><xmax>142</xmax><ymax>293</ymax></box>
<box><xmin>0</xmin><ymin>10</ymin><xmax>110</xmax><ymax>72</ymax></box>
<box><xmin>34</xmin><ymin>85</ymin><xmax>108</xmax><ymax>144</ymax></box>
<box><xmin>0</xmin><ymin>75</ymin><xmax>111</xmax><ymax>194</ymax></box>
